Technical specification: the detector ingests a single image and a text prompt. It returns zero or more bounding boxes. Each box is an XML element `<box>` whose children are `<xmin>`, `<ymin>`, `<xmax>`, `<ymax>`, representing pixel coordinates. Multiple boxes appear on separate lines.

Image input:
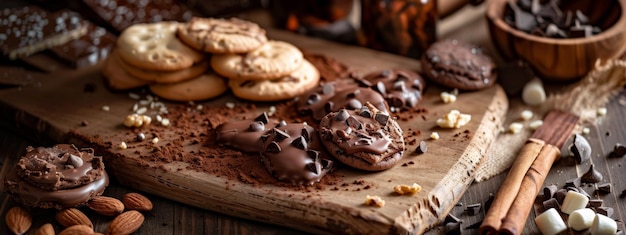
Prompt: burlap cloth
<box><xmin>475</xmin><ymin>59</ymin><xmax>626</xmax><ymax>182</ymax></box>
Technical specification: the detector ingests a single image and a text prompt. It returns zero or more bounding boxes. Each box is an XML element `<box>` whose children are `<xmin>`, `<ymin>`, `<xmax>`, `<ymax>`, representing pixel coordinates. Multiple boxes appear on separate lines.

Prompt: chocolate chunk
<box><xmin>570</xmin><ymin>134</ymin><xmax>591</xmax><ymax>164</ymax></box>
<box><xmin>374</xmin><ymin>113</ymin><xmax>389</xmax><ymax>126</ymax></box>
<box><xmin>249</xmin><ymin>121</ymin><xmax>265</xmax><ymax>132</ymax></box>
<box><xmin>335</xmin><ymin>109</ymin><xmax>350</xmax><ymax>121</ymax></box>
<box><xmin>321</xmin><ymin>159</ymin><xmax>333</xmax><ymax>169</ymax></box>
<box><xmin>465</xmin><ymin>203</ymin><xmax>481</xmax><ymax>216</ymax></box>
<box><xmin>621</xmin><ymin>189</ymin><xmax>626</xmax><ymax>198</ymax></box>
<box><xmin>581</xmin><ymin>164</ymin><xmax>603</xmax><ymax>183</ymax></box>
<box><xmin>575</xmin><ymin>10</ymin><xmax>589</xmax><ymax>24</ymax></box>
<box><xmin>565</xmin><ymin>177</ymin><xmax>581</xmax><ymax>188</ymax></box>
<box><xmin>555</xmin><ymin>189</ymin><xmax>568</xmax><ymax>204</ymax></box>
<box><xmin>301</xmin><ymin>128</ymin><xmax>311</xmax><ymax>142</ymax></box>
<box><xmin>444</xmin><ymin>222</ymin><xmax>462</xmax><ymax>235</ymax></box>
<box><xmin>306</xmin><ymin>162</ymin><xmax>319</xmax><ymax>174</ymax></box>
<box><xmin>509</xmin><ymin>2</ymin><xmax>537</xmax><ymax>32</ymax></box>
<box><xmin>566</xmin><ymin>186</ymin><xmax>579</xmax><ymax>193</ymax></box>
<box><xmin>254</xmin><ymin>112</ymin><xmax>269</xmax><ymax>124</ymax></box>
<box><xmin>325</xmin><ymin>102</ymin><xmax>334</xmax><ymax>113</ymax></box>
<box><xmin>359</xmin><ymin>106</ymin><xmax>372</xmax><ymax>118</ymax></box>
<box><xmin>542</xmin><ymin>198</ymin><xmax>560</xmax><ymax>211</ymax></box>
<box><xmin>307</xmin><ymin>150</ymin><xmax>320</xmax><ymax>162</ymax></box>
<box><xmin>596</xmin><ymin>207</ymin><xmax>614</xmax><ymax>218</ymax></box>
<box><xmin>266</xmin><ymin>141</ymin><xmax>281</xmax><ymax>153</ymax></box>
<box><xmin>588</xmin><ymin>199</ymin><xmax>603</xmax><ymax>208</ymax></box>
<box><xmin>542</xmin><ymin>184</ymin><xmax>558</xmax><ymax>199</ymax></box>
<box><xmin>346</xmin><ymin>116</ymin><xmax>362</xmax><ymax>130</ymax></box>
<box><xmin>597</xmin><ymin>183</ymin><xmax>612</xmax><ymax>194</ymax></box>
<box><xmin>415</xmin><ymin>141</ymin><xmax>428</xmax><ymax>154</ymax></box>
<box><xmin>50</xmin><ymin>23</ymin><xmax>115</xmax><ymax>68</ymax></box>
<box><xmin>611</xmin><ymin>143</ymin><xmax>626</xmax><ymax>157</ymax></box>
<box><xmin>273</xmin><ymin>128</ymin><xmax>290</xmax><ymax>141</ymax></box>
<box><xmin>291</xmin><ymin>136</ymin><xmax>308</xmax><ymax>150</ymax></box>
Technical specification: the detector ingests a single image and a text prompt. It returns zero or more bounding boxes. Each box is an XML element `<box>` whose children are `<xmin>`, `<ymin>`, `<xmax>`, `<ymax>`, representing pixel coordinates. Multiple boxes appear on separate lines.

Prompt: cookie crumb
<box><xmin>440</xmin><ymin>91</ymin><xmax>457</xmax><ymax>104</ymax></box>
<box><xmin>520</xmin><ymin>110</ymin><xmax>533</xmax><ymax>120</ymax></box>
<box><xmin>119</xmin><ymin>142</ymin><xmax>127</xmax><ymax>150</ymax></box>
<box><xmin>430</xmin><ymin>132</ymin><xmax>440</xmax><ymax>140</ymax></box>
<box><xmin>393</xmin><ymin>183</ymin><xmax>422</xmax><ymax>195</ymax></box>
<box><xmin>161</xmin><ymin>118</ymin><xmax>170</xmax><ymax>126</ymax></box>
<box><xmin>508</xmin><ymin>122</ymin><xmax>523</xmax><ymax>134</ymax></box>
<box><xmin>152</xmin><ymin>137</ymin><xmax>159</xmax><ymax>144</ymax></box>
<box><xmin>436</xmin><ymin>110</ymin><xmax>471</xmax><ymax>128</ymax></box>
<box><xmin>364</xmin><ymin>195</ymin><xmax>385</xmax><ymax>207</ymax></box>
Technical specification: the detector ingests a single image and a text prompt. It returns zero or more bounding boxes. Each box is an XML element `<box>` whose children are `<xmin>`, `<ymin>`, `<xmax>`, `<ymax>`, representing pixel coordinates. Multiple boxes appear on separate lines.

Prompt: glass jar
<box><xmin>359</xmin><ymin>0</ymin><xmax>437</xmax><ymax>58</ymax></box>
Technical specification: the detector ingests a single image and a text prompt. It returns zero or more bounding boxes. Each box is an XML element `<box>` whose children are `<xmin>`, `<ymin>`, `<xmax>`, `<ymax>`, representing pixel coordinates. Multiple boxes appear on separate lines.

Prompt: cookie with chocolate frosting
<box><xmin>359</xmin><ymin>69</ymin><xmax>426</xmax><ymax>112</ymax></box>
<box><xmin>216</xmin><ymin>112</ymin><xmax>282</xmax><ymax>153</ymax></box>
<box><xmin>260</xmin><ymin>123</ymin><xmax>333</xmax><ymax>185</ymax></box>
<box><xmin>421</xmin><ymin>39</ymin><xmax>497</xmax><ymax>91</ymax></box>
<box><xmin>178</xmin><ymin>17</ymin><xmax>268</xmax><ymax>54</ymax></box>
<box><xmin>319</xmin><ymin>103</ymin><xmax>404</xmax><ymax>171</ymax></box>
<box><xmin>4</xmin><ymin>144</ymin><xmax>109</xmax><ymax>209</ymax></box>
<box><xmin>297</xmin><ymin>79</ymin><xmax>389</xmax><ymax>121</ymax></box>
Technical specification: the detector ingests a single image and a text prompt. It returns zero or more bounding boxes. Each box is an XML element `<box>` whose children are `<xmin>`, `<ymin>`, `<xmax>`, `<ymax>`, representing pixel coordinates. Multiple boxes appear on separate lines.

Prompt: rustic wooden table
<box><xmin>0</xmin><ymin>4</ymin><xmax>625</xmax><ymax>235</ymax></box>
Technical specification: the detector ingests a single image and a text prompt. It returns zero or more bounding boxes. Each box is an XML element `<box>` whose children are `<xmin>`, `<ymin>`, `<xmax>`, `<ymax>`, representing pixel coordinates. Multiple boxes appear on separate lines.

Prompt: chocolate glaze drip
<box><xmin>359</xmin><ymin>69</ymin><xmax>426</xmax><ymax>111</ymax></box>
<box><xmin>16</xmin><ymin>144</ymin><xmax>105</xmax><ymax>191</ymax></box>
<box><xmin>260</xmin><ymin>123</ymin><xmax>332</xmax><ymax>185</ymax></box>
<box><xmin>297</xmin><ymin>79</ymin><xmax>389</xmax><ymax>120</ymax></box>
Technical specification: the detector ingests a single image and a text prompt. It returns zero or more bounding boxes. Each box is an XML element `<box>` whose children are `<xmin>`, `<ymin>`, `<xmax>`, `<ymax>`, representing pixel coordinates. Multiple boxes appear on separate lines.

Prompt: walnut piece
<box><xmin>393</xmin><ymin>183</ymin><xmax>422</xmax><ymax>195</ymax></box>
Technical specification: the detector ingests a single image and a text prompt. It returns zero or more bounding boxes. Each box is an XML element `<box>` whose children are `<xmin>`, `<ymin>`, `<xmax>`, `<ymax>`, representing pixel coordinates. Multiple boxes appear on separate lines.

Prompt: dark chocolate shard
<box><xmin>596</xmin><ymin>207</ymin><xmax>614</xmax><ymax>218</ymax></box>
<box><xmin>555</xmin><ymin>189</ymin><xmax>568</xmax><ymax>204</ymax></box>
<box><xmin>335</xmin><ymin>109</ymin><xmax>350</xmax><ymax>121</ymax></box>
<box><xmin>581</xmin><ymin>164</ymin><xmax>603</xmax><ymax>183</ymax></box>
<box><xmin>597</xmin><ymin>183</ymin><xmax>612</xmax><ymax>194</ymax></box>
<box><xmin>273</xmin><ymin>128</ymin><xmax>290</xmax><ymax>141</ymax></box>
<box><xmin>254</xmin><ymin>112</ymin><xmax>269</xmax><ymax>124</ymax></box>
<box><xmin>346</xmin><ymin>116</ymin><xmax>362</xmax><ymax>130</ymax></box>
<box><xmin>542</xmin><ymin>184</ymin><xmax>558</xmax><ymax>199</ymax></box>
<box><xmin>321</xmin><ymin>159</ymin><xmax>333</xmax><ymax>169</ymax></box>
<box><xmin>266</xmin><ymin>141</ymin><xmax>281</xmax><ymax>153</ymax></box>
<box><xmin>301</xmin><ymin>128</ymin><xmax>311</xmax><ymax>142</ymax></box>
<box><xmin>542</xmin><ymin>198</ymin><xmax>560</xmax><ymax>211</ymax></box>
<box><xmin>291</xmin><ymin>136</ymin><xmax>308</xmax><ymax>150</ymax></box>
<box><xmin>249</xmin><ymin>121</ymin><xmax>265</xmax><ymax>132</ymax></box>
<box><xmin>588</xmin><ymin>199</ymin><xmax>603</xmax><ymax>208</ymax></box>
<box><xmin>359</xmin><ymin>106</ymin><xmax>372</xmax><ymax>118</ymax></box>
<box><xmin>465</xmin><ymin>203</ymin><xmax>481</xmax><ymax>216</ymax></box>
<box><xmin>307</xmin><ymin>150</ymin><xmax>320</xmax><ymax>162</ymax></box>
<box><xmin>374</xmin><ymin>113</ymin><xmax>389</xmax><ymax>126</ymax></box>
<box><xmin>305</xmin><ymin>162</ymin><xmax>319</xmax><ymax>174</ymax></box>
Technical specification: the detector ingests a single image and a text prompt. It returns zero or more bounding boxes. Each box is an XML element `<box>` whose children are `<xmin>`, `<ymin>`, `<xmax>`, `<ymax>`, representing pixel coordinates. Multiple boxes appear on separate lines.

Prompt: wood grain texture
<box><xmin>0</xmin><ymin>29</ymin><xmax>508</xmax><ymax>234</ymax></box>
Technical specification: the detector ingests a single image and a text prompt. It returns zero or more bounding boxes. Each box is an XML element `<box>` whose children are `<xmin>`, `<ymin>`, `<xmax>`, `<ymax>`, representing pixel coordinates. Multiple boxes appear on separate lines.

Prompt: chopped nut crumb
<box><xmin>152</xmin><ymin>137</ymin><xmax>159</xmax><ymax>144</ymax></box>
<box><xmin>102</xmin><ymin>105</ymin><xmax>110</xmax><ymax>111</ymax></box>
<box><xmin>394</xmin><ymin>183</ymin><xmax>422</xmax><ymax>195</ymax></box>
<box><xmin>436</xmin><ymin>110</ymin><xmax>471</xmax><ymax>128</ymax></box>
<box><xmin>364</xmin><ymin>195</ymin><xmax>385</xmax><ymax>207</ymax></box>
<box><xmin>430</xmin><ymin>132</ymin><xmax>440</xmax><ymax>140</ymax></box>
<box><xmin>597</xmin><ymin>107</ymin><xmax>607</xmax><ymax>116</ymax></box>
<box><xmin>440</xmin><ymin>91</ymin><xmax>457</xmax><ymax>104</ymax></box>
<box><xmin>119</xmin><ymin>142</ymin><xmax>127</xmax><ymax>150</ymax></box>
<box><xmin>520</xmin><ymin>110</ymin><xmax>533</xmax><ymax>120</ymax></box>
<box><xmin>508</xmin><ymin>122</ymin><xmax>523</xmax><ymax>134</ymax></box>
<box><xmin>529</xmin><ymin>120</ymin><xmax>543</xmax><ymax>130</ymax></box>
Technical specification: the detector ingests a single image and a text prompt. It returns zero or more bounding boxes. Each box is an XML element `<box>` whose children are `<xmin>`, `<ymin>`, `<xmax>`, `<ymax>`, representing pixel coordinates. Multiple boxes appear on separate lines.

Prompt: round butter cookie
<box><xmin>421</xmin><ymin>39</ymin><xmax>497</xmax><ymax>91</ymax></box>
<box><xmin>211</xmin><ymin>40</ymin><xmax>304</xmax><ymax>81</ymax></box>
<box><xmin>117</xmin><ymin>21</ymin><xmax>204</xmax><ymax>71</ymax></box>
<box><xmin>229</xmin><ymin>60</ymin><xmax>320</xmax><ymax>102</ymax></box>
<box><xmin>319</xmin><ymin>104</ymin><xmax>405</xmax><ymax>171</ymax></box>
<box><xmin>178</xmin><ymin>17</ymin><xmax>268</xmax><ymax>54</ymax></box>
<box><xmin>102</xmin><ymin>50</ymin><xmax>151</xmax><ymax>90</ymax></box>
<box><xmin>149</xmin><ymin>72</ymin><xmax>228</xmax><ymax>101</ymax></box>
<box><xmin>120</xmin><ymin>58</ymin><xmax>210</xmax><ymax>84</ymax></box>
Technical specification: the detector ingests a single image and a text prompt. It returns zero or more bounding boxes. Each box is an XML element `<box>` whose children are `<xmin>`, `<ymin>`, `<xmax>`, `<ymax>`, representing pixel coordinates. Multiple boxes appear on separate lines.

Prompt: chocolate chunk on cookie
<box><xmin>421</xmin><ymin>39</ymin><xmax>497</xmax><ymax>90</ymax></box>
<box><xmin>216</xmin><ymin>113</ymin><xmax>282</xmax><ymax>153</ymax></box>
<box><xmin>0</xmin><ymin>7</ymin><xmax>88</xmax><ymax>59</ymax></box>
<box><xmin>229</xmin><ymin>59</ymin><xmax>320</xmax><ymax>102</ymax></box>
<box><xmin>211</xmin><ymin>40</ymin><xmax>304</xmax><ymax>81</ymax></box>
<box><xmin>260</xmin><ymin>123</ymin><xmax>333</xmax><ymax>185</ymax></box>
<box><xmin>4</xmin><ymin>144</ymin><xmax>109</xmax><ymax>209</ymax></box>
<box><xmin>178</xmin><ymin>17</ymin><xmax>268</xmax><ymax>54</ymax></box>
<box><xmin>297</xmin><ymin>79</ymin><xmax>389</xmax><ymax>120</ymax></box>
<box><xmin>319</xmin><ymin>103</ymin><xmax>404</xmax><ymax>171</ymax></box>
<box><xmin>359</xmin><ymin>69</ymin><xmax>426</xmax><ymax>112</ymax></box>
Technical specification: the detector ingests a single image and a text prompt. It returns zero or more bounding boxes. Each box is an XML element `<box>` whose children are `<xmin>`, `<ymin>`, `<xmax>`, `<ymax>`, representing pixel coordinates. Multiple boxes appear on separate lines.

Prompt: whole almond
<box><xmin>58</xmin><ymin>225</ymin><xmax>93</xmax><ymax>235</ymax></box>
<box><xmin>5</xmin><ymin>206</ymin><xmax>31</xmax><ymax>235</ymax></box>
<box><xmin>87</xmin><ymin>196</ymin><xmax>124</xmax><ymax>216</ymax></box>
<box><xmin>35</xmin><ymin>223</ymin><xmax>55</xmax><ymax>235</ymax></box>
<box><xmin>122</xmin><ymin>193</ymin><xmax>153</xmax><ymax>211</ymax></box>
<box><xmin>106</xmin><ymin>210</ymin><xmax>144</xmax><ymax>235</ymax></box>
<box><xmin>55</xmin><ymin>208</ymin><xmax>93</xmax><ymax>228</ymax></box>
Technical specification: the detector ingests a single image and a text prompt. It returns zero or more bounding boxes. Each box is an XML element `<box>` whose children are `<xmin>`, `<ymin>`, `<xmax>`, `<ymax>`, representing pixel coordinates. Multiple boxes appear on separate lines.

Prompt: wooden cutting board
<box><xmin>0</xmin><ymin>29</ymin><xmax>507</xmax><ymax>234</ymax></box>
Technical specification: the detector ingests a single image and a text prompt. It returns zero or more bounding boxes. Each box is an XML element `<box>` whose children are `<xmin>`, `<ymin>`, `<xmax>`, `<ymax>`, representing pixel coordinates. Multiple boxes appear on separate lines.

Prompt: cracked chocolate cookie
<box><xmin>319</xmin><ymin>103</ymin><xmax>405</xmax><ymax>171</ymax></box>
<box><xmin>4</xmin><ymin>144</ymin><xmax>109</xmax><ymax>209</ymax></box>
<box><xmin>421</xmin><ymin>39</ymin><xmax>497</xmax><ymax>91</ymax></box>
<box><xmin>260</xmin><ymin>123</ymin><xmax>333</xmax><ymax>185</ymax></box>
<box><xmin>297</xmin><ymin>79</ymin><xmax>389</xmax><ymax>121</ymax></box>
<box><xmin>359</xmin><ymin>69</ymin><xmax>426</xmax><ymax>112</ymax></box>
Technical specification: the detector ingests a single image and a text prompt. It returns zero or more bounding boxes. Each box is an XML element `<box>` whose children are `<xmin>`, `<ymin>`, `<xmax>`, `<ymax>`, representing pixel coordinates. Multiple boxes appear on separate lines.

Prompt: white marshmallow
<box><xmin>534</xmin><ymin>208</ymin><xmax>567</xmax><ymax>235</ymax></box>
<box><xmin>568</xmin><ymin>208</ymin><xmax>595</xmax><ymax>231</ymax></box>
<box><xmin>590</xmin><ymin>214</ymin><xmax>617</xmax><ymax>235</ymax></box>
<box><xmin>522</xmin><ymin>78</ymin><xmax>546</xmax><ymax>106</ymax></box>
<box><xmin>561</xmin><ymin>191</ymin><xmax>589</xmax><ymax>214</ymax></box>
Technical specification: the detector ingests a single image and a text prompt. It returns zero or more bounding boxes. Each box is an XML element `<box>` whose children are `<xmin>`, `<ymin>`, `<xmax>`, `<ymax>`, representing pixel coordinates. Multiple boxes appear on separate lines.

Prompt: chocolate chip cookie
<box><xmin>359</xmin><ymin>69</ymin><xmax>426</xmax><ymax>112</ymax></box>
<box><xmin>421</xmin><ymin>39</ymin><xmax>497</xmax><ymax>91</ymax></box>
<box><xmin>178</xmin><ymin>17</ymin><xmax>268</xmax><ymax>54</ymax></box>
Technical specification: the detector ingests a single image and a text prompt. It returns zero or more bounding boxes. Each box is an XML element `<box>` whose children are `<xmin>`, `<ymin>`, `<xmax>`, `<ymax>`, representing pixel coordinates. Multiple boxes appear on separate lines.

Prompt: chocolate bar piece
<box><xmin>0</xmin><ymin>6</ymin><xmax>88</xmax><ymax>59</ymax></box>
<box><xmin>50</xmin><ymin>22</ymin><xmax>116</xmax><ymax>68</ymax></box>
<box><xmin>82</xmin><ymin>0</ymin><xmax>193</xmax><ymax>33</ymax></box>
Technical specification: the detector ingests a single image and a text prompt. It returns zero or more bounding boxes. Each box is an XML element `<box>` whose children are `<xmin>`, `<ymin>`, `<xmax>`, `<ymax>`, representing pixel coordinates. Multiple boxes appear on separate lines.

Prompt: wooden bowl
<box><xmin>486</xmin><ymin>0</ymin><xmax>626</xmax><ymax>81</ymax></box>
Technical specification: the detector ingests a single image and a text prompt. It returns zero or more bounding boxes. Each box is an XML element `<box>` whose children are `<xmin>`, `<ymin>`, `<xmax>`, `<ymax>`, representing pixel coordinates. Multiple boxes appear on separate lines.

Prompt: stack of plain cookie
<box><xmin>102</xmin><ymin>17</ymin><xmax>321</xmax><ymax>102</ymax></box>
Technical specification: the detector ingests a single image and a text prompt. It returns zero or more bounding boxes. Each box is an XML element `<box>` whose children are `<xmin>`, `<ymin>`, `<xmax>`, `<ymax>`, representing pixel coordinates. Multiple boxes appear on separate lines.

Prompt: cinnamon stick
<box><xmin>499</xmin><ymin>143</ymin><xmax>560</xmax><ymax>234</ymax></box>
<box><xmin>479</xmin><ymin>138</ymin><xmax>544</xmax><ymax>234</ymax></box>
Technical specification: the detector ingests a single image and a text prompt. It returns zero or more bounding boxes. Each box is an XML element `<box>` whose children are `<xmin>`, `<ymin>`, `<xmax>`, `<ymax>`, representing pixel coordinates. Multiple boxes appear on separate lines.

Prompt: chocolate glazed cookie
<box><xmin>359</xmin><ymin>69</ymin><xmax>426</xmax><ymax>112</ymax></box>
<box><xmin>319</xmin><ymin>103</ymin><xmax>405</xmax><ymax>171</ymax></box>
<box><xmin>297</xmin><ymin>79</ymin><xmax>389</xmax><ymax>121</ymax></box>
<box><xmin>216</xmin><ymin>112</ymin><xmax>282</xmax><ymax>153</ymax></box>
<box><xmin>260</xmin><ymin>123</ymin><xmax>333</xmax><ymax>185</ymax></box>
<box><xmin>421</xmin><ymin>39</ymin><xmax>497</xmax><ymax>91</ymax></box>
